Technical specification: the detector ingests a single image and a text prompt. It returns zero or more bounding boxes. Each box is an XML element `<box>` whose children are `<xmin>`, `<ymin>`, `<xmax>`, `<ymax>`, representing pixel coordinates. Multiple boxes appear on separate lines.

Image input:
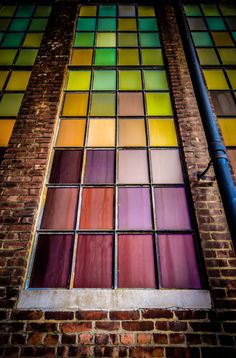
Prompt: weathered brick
<box><xmin>110</xmin><ymin>310</ymin><xmax>140</xmax><ymax>320</ymax></box>
<box><xmin>142</xmin><ymin>309</ymin><xmax>173</xmax><ymax>319</ymax></box>
<box><xmin>60</xmin><ymin>322</ymin><xmax>92</xmax><ymax>333</ymax></box>
<box><xmin>122</xmin><ymin>321</ymin><xmax>154</xmax><ymax>331</ymax></box>
<box><xmin>153</xmin><ymin>333</ymin><xmax>168</xmax><ymax>344</ymax></box>
<box><xmin>137</xmin><ymin>333</ymin><xmax>151</xmax><ymax>344</ymax></box>
<box><xmin>45</xmin><ymin>311</ymin><xmax>74</xmax><ymax>320</ymax></box>
<box><xmin>120</xmin><ymin>334</ymin><xmax>134</xmax><ymax>345</ymax></box>
<box><xmin>130</xmin><ymin>347</ymin><xmax>164</xmax><ymax>357</ymax></box>
<box><xmin>95</xmin><ymin>321</ymin><xmax>120</xmax><ymax>331</ymax></box>
<box><xmin>11</xmin><ymin>309</ymin><xmax>42</xmax><ymax>320</ymax></box>
<box><xmin>76</xmin><ymin>310</ymin><xmax>107</xmax><ymax>320</ymax></box>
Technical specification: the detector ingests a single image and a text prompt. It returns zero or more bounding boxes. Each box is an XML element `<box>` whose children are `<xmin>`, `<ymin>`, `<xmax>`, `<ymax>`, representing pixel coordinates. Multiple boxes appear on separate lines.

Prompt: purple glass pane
<box><xmin>158</xmin><ymin>234</ymin><xmax>201</xmax><ymax>289</ymax></box>
<box><xmin>154</xmin><ymin>187</ymin><xmax>191</xmax><ymax>229</ymax></box>
<box><xmin>74</xmin><ymin>235</ymin><xmax>113</xmax><ymax>288</ymax></box>
<box><xmin>118</xmin><ymin>235</ymin><xmax>156</xmax><ymax>288</ymax></box>
<box><xmin>118</xmin><ymin>187</ymin><xmax>152</xmax><ymax>230</ymax></box>
<box><xmin>30</xmin><ymin>234</ymin><xmax>74</xmax><ymax>288</ymax></box>
<box><xmin>49</xmin><ymin>150</ymin><xmax>83</xmax><ymax>183</ymax></box>
<box><xmin>84</xmin><ymin>150</ymin><xmax>115</xmax><ymax>184</ymax></box>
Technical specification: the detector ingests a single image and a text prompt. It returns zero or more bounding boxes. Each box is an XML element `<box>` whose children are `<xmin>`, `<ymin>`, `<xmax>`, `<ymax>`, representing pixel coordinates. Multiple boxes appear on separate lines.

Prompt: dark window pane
<box><xmin>225</xmin><ymin>17</ymin><xmax>236</xmax><ymax>31</ymax></box>
<box><xmin>158</xmin><ymin>234</ymin><xmax>201</xmax><ymax>289</ymax></box>
<box><xmin>0</xmin><ymin>147</ymin><xmax>6</xmax><ymax>162</ymax></box>
<box><xmin>49</xmin><ymin>150</ymin><xmax>83</xmax><ymax>184</ymax></box>
<box><xmin>187</xmin><ymin>18</ymin><xmax>207</xmax><ymax>30</ymax></box>
<box><xmin>210</xmin><ymin>91</ymin><xmax>236</xmax><ymax>116</ymax></box>
<box><xmin>84</xmin><ymin>150</ymin><xmax>115</xmax><ymax>184</ymax></box>
<box><xmin>118</xmin><ymin>187</ymin><xmax>152</xmax><ymax>230</ymax></box>
<box><xmin>30</xmin><ymin>234</ymin><xmax>74</xmax><ymax>288</ymax></box>
<box><xmin>40</xmin><ymin>188</ymin><xmax>79</xmax><ymax>230</ymax></box>
<box><xmin>74</xmin><ymin>235</ymin><xmax>113</xmax><ymax>288</ymax></box>
<box><xmin>118</xmin><ymin>234</ymin><xmax>156</xmax><ymax>288</ymax></box>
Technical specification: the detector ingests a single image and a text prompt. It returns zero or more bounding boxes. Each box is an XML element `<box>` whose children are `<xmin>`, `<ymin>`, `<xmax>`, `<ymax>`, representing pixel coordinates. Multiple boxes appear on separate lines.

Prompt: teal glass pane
<box><xmin>0</xmin><ymin>19</ymin><xmax>10</xmax><ymax>31</ymax></box>
<box><xmin>93</xmin><ymin>70</ymin><xmax>116</xmax><ymax>90</ymax></box>
<box><xmin>94</xmin><ymin>49</ymin><xmax>116</xmax><ymax>66</ymax></box>
<box><xmin>232</xmin><ymin>32</ymin><xmax>236</xmax><ymax>41</ymax></box>
<box><xmin>139</xmin><ymin>33</ymin><xmax>160</xmax><ymax>47</ymax></box>
<box><xmin>206</xmin><ymin>18</ymin><xmax>226</xmax><ymax>31</ymax></box>
<box><xmin>74</xmin><ymin>33</ymin><xmax>94</xmax><ymax>47</ymax></box>
<box><xmin>0</xmin><ymin>6</ymin><xmax>16</xmax><ymax>17</ymax></box>
<box><xmin>9</xmin><ymin>19</ymin><xmax>30</xmax><ymax>31</ymax></box>
<box><xmin>34</xmin><ymin>6</ymin><xmax>52</xmax><ymax>17</ymax></box>
<box><xmin>1</xmin><ymin>33</ymin><xmax>24</xmax><ymax>47</ymax></box>
<box><xmin>16</xmin><ymin>5</ymin><xmax>35</xmax><ymax>17</ymax></box>
<box><xmin>144</xmin><ymin>70</ymin><xmax>168</xmax><ymax>90</ymax></box>
<box><xmin>99</xmin><ymin>5</ymin><xmax>116</xmax><ymax>17</ymax></box>
<box><xmin>0</xmin><ymin>93</ymin><xmax>24</xmax><ymax>116</ymax></box>
<box><xmin>15</xmin><ymin>49</ymin><xmax>38</xmax><ymax>66</ymax></box>
<box><xmin>29</xmin><ymin>19</ymin><xmax>48</xmax><ymax>31</ymax></box>
<box><xmin>184</xmin><ymin>5</ymin><xmax>202</xmax><ymax>16</ymax></box>
<box><xmin>98</xmin><ymin>18</ymin><xmax>116</xmax><ymax>31</ymax></box>
<box><xmin>0</xmin><ymin>49</ymin><xmax>17</xmax><ymax>65</ymax></box>
<box><xmin>77</xmin><ymin>18</ymin><xmax>96</xmax><ymax>31</ymax></box>
<box><xmin>192</xmin><ymin>32</ymin><xmax>213</xmax><ymax>47</ymax></box>
<box><xmin>138</xmin><ymin>18</ymin><xmax>158</xmax><ymax>31</ymax></box>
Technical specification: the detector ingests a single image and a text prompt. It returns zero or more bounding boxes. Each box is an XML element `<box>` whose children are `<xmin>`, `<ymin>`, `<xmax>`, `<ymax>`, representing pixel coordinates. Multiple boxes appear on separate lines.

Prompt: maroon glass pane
<box><xmin>154</xmin><ymin>187</ymin><xmax>191</xmax><ymax>229</ymax></box>
<box><xmin>40</xmin><ymin>188</ymin><xmax>79</xmax><ymax>230</ymax></box>
<box><xmin>118</xmin><ymin>234</ymin><xmax>156</xmax><ymax>288</ymax></box>
<box><xmin>84</xmin><ymin>150</ymin><xmax>115</xmax><ymax>184</ymax></box>
<box><xmin>158</xmin><ymin>234</ymin><xmax>201</xmax><ymax>289</ymax></box>
<box><xmin>30</xmin><ymin>234</ymin><xmax>74</xmax><ymax>288</ymax></box>
<box><xmin>0</xmin><ymin>147</ymin><xmax>6</xmax><ymax>163</ymax></box>
<box><xmin>118</xmin><ymin>187</ymin><xmax>152</xmax><ymax>229</ymax></box>
<box><xmin>210</xmin><ymin>91</ymin><xmax>236</xmax><ymax>116</ymax></box>
<box><xmin>49</xmin><ymin>150</ymin><xmax>83</xmax><ymax>183</ymax></box>
<box><xmin>79</xmin><ymin>188</ymin><xmax>114</xmax><ymax>229</ymax></box>
<box><xmin>74</xmin><ymin>235</ymin><xmax>113</xmax><ymax>288</ymax></box>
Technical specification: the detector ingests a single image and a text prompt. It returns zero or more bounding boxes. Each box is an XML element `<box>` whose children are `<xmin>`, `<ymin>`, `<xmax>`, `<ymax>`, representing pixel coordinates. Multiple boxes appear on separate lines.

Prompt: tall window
<box><xmin>184</xmin><ymin>2</ymin><xmax>236</xmax><ymax>174</ymax></box>
<box><xmin>28</xmin><ymin>4</ymin><xmax>201</xmax><ymax>290</ymax></box>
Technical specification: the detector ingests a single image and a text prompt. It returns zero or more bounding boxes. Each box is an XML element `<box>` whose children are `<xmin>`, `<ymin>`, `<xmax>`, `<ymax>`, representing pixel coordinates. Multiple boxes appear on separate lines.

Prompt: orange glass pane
<box><xmin>118</xmin><ymin>119</ymin><xmax>146</xmax><ymax>147</ymax></box>
<box><xmin>62</xmin><ymin>93</ymin><xmax>88</xmax><ymax>116</ymax></box>
<box><xmin>71</xmin><ymin>49</ymin><xmax>93</xmax><ymax>66</ymax></box>
<box><xmin>87</xmin><ymin>119</ymin><xmax>115</xmax><ymax>147</ymax></box>
<box><xmin>56</xmin><ymin>119</ymin><xmax>86</xmax><ymax>147</ymax></box>
<box><xmin>211</xmin><ymin>32</ymin><xmax>234</xmax><ymax>47</ymax></box>
<box><xmin>0</xmin><ymin>120</ymin><xmax>15</xmax><ymax>146</ymax></box>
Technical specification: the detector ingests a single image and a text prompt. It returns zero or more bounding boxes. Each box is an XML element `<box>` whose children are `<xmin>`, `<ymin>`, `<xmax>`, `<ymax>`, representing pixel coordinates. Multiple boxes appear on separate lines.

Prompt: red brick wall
<box><xmin>0</xmin><ymin>1</ymin><xmax>236</xmax><ymax>357</ymax></box>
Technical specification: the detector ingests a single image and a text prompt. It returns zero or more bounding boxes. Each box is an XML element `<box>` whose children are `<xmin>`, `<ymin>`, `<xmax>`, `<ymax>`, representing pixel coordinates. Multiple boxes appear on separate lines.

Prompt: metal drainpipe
<box><xmin>173</xmin><ymin>0</ymin><xmax>236</xmax><ymax>248</ymax></box>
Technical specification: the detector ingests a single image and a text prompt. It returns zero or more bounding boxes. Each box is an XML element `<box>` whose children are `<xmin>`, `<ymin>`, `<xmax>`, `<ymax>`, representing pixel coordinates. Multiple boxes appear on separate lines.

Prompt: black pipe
<box><xmin>173</xmin><ymin>0</ymin><xmax>236</xmax><ymax>248</ymax></box>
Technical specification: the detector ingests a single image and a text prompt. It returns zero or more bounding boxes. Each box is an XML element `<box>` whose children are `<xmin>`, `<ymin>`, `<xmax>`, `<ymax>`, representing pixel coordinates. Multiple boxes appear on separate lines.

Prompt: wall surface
<box><xmin>0</xmin><ymin>1</ymin><xmax>236</xmax><ymax>357</ymax></box>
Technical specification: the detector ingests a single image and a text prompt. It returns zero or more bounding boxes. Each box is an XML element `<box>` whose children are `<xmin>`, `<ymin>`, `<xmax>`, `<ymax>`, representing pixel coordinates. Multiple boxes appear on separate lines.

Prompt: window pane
<box><xmin>149</xmin><ymin>119</ymin><xmax>177</xmax><ymax>146</ymax></box>
<box><xmin>158</xmin><ymin>234</ymin><xmax>201</xmax><ymax>289</ymax></box>
<box><xmin>0</xmin><ymin>120</ymin><xmax>15</xmax><ymax>146</ymax></box>
<box><xmin>96</xmin><ymin>33</ymin><xmax>116</xmax><ymax>47</ymax></box>
<box><xmin>71</xmin><ymin>49</ymin><xmax>93</xmax><ymax>66</ymax></box>
<box><xmin>218</xmin><ymin>49</ymin><xmax>236</xmax><ymax>65</ymax></box>
<box><xmin>192</xmin><ymin>32</ymin><xmax>213</xmax><ymax>47</ymax></box>
<box><xmin>0</xmin><ymin>71</ymin><xmax>9</xmax><ymax>90</ymax></box>
<box><xmin>77</xmin><ymin>18</ymin><xmax>96</xmax><ymax>31</ymax></box>
<box><xmin>184</xmin><ymin>5</ymin><xmax>201</xmax><ymax>16</ymax></box>
<box><xmin>15</xmin><ymin>49</ymin><xmax>38</xmax><ymax>66</ymax></box>
<box><xmin>119</xmin><ymin>70</ymin><xmax>142</xmax><ymax>90</ymax></box>
<box><xmin>219</xmin><ymin>119</ymin><xmax>236</xmax><ymax>146</ymax></box>
<box><xmin>0</xmin><ymin>6</ymin><xmax>16</xmax><ymax>17</ymax></box>
<box><xmin>29</xmin><ymin>19</ymin><xmax>48</xmax><ymax>31</ymax></box>
<box><xmin>22</xmin><ymin>33</ymin><xmax>43</xmax><ymax>47</ymax></box>
<box><xmin>74</xmin><ymin>33</ymin><xmax>94</xmax><ymax>47</ymax></box>
<box><xmin>93</xmin><ymin>70</ymin><xmax>116</xmax><ymax>90</ymax></box>
<box><xmin>0</xmin><ymin>94</ymin><xmax>24</xmax><ymax>116</ymax></box>
<box><xmin>212</xmin><ymin>32</ymin><xmax>234</xmax><ymax>47</ymax></box>
<box><xmin>62</xmin><ymin>93</ymin><xmax>88</xmax><ymax>116</ymax></box>
<box><xmin>187</xmin><ymin>18</ymin><xmax>206</xmax><ymax>31</ymax></box>
<box><xmin>118</xmin><ymin>235</ymin><xmax>156</xmax><ymax>288</ymax></box>
<box><xmin>118</xmin><ymin>149</ymin><xmax>149</xmax><ymax>184</ymax></box>
<box><xmin>80</xmin><ymin>6</ymin><xmax>97</xmax><ymax>17</ymax></box>
<box><xmin>87</xmin><ymin>119</ymin><xmax>115</xmax><ymax>147</ymax></box>
<box><xmin>16</xmin><ymin>5</ymin><xmax>34</xmax><ymax>17</ymax></box>
<box><xmin>90</xmin><ymin>93</ymin><xmax>115</xmax><ymax>116</ymax></box>
<box><xmin>0</xmin><ymin>49</ymin><xmax>17</xmax><ymax>65</ymax></box>
<box><xmin>98</xmin><ymin>19</ymin><xmax>116</xmax><ymax>31</ymax></box>
<box><xmin>201</xmin><ymin>4</ymin><xmax>220</xmax><ymax>16</ymax></box>
<box><xmin>118</xmin><ymin>49</ymin><xmax>139</xmax><ymax>66</ymax></box>
<box><xmin>143</xmin><ymin>70</ymin><xmax>168</xmax><ymax>90</ymax></box>
<box><xmin>119</xmin><ymin>5</ymin><xmax>135</xmax><ymax>17</ymax></box>
<box><xmin>6</xmin><ymin>71</ymin><xmax>31</xmax><ymax>91</ymax></box>
<box><xmin>49</xmin><ymin>150</ymin><xmax>83</xmax><ymax>184</ymax></box>
<box><xmin>206</xmin><ymin>18</ymin><xmax>226</xmax><ymax>31</ymax></box>
<box><xmin>118</xmin><ymin>119</ymin><xmax>146</xmax><ymax>147</ymax></box>
<box><xmin>66</xmin><ymin>71</ymin><xmax>91</xmax><ymax>91</ymax></box>
<box><xmin>34</xmin><ymin>6</ymin><xmax>52</xmax><ymax>17</ymax></box>
<box><xmin>84</xmin><ymin>150</ymin><xmax>115</xmax><ymax>184</ymax></box>
<box><xmin>210</xmin><ymin>91</ymin><xmax>236</xmax><ymax>116</ymax></box>
<box><xmin>56</xmin><ymin>119</ymin><xmax>85</xmax><ymax>147</ymax></box>
<box><xmin>2</xmin><ymin>33</ymin><xmax>24</xmax><ymax>47</ymax></box>
<box><xmin>219</xmin><ymin>4</ymin><xmax>236</xmax><ymax>16</ymax></box>
<box><xmin>138</xmin><ymin>18</ymin><xmax>158</xmax><ymax>31</ymax></box>
<box><xmin>196</xmin><ymin>48</ymin><xmax>220</xmax><ymax>65</ymax></box>
<box><xmin>118</xmin><ymin>33</ymin><xmax>138</xmax><ymax>47</ymax></box>
<box><xmin>138</xmin><ymin>6</ymin><xmax>155</xmax><ymax>17</ymax></box>
<box><xmin>225</xmin><ymin>17</ymin><xmax>236</xmax><ymax>31</ymax></box>
<box><xmin>151</xmin><ymin>149</ymin><xmax>184</xmax><ymax>184</ymax></box>
<box><xmin>118</xmin><ymin>92</ymin><xmax>144</xmax><ymax>116</ymax></box>
<box><xmin>146</xmin><ymin>93</ymin><xmax>172</xmax><ymax>116</ymax></box>
<box><xmin>139</xmin><ymin>33</ymin><xmax>160</xmax><ymax>47</ymax></box>
<box><xmin>9</xmin><ymin>18</ymin><xmax>30</xmax><ymax>31</ymax></box>
<box><xmin>95</xmin><ymin>49</ymin><xmax>116</xmax><ymax>66</ymax></box>
<box><xmin>99</xmin><ymin>5</ymin><xmax>116</xmax><ymax>17</ymax></box>
<box><xmin>118</xmin><ymin>19</ymin><xmax>137</xmax><ymax>31</ymax></box>
<box><xmin>203</xmin><ymin>70</ymin><xmax>229</xmax><ymax>90</ymax></box>
<box><xmin>226</xmin><ymin>70</ymin><xmax>236</xmax><ymax>89</ymax></box>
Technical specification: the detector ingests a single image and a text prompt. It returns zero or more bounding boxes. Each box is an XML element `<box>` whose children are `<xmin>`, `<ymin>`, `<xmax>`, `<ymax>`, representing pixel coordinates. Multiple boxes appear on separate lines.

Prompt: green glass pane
<box><xmin>1</xmin><ymin>33</ymin><xmax>24</xmax><ymax>47</ymax></box>
<box><xmin>146</xmin><ymin>93</ymin><xmax>172</xmax><ymax>116</ymax></box>
<box><xmin>0</xmin><ymin>33</ymin><xmax>4</xmax><ymax>43</ymax></box>
<box><xmin>74</xmin><ymin>33</ymin><xmax>94</xmax><ymax>47</ymax></box>
<box><xmin>15</xmin><ymin>49</ymin><xmax>38</xmax><ymax>66</ymax></box>
<box><xmin>9</xmin><ymin>19</ymin><xmax>30</xmax><ymax>31</ymax></box>
<box><xmin>77</xmin><ymin>18</ymin><xmax>96</xmax><ymax>31</ymax></box>
<box><xmin>16</xmin><ymin>5</ymin><xmax>35</xmax><ymax>17</ymax></box>
<box><xmin>96</xmin><ymin>33</ymin><xmax>116</xmax><ymax>47</ymax></box>
<box><xmin>139</xmin><ymin>33</ymin><xmax>160</xmax><ymax>47</ymax></box>
<box><xmin>206</xmin><ymin>18</ymin><xmax>226</xmax><ymax>31</ymax></box>
<box><xmin>184</xmin><ymin>5</ymin><xmax>202</xmax><ymax>16</ymax></box>
<box><xmin>144</xmin><ymin>70</ymin><xmax>168</xmax><ymax>90</ymax></box>
<box><xmin>118</xmin><ymin>49</ymin><xmax>139</xmax><ymax>65</ymax></box>
<box><xmin>232</xmin><ymin>32</ymin><xmax>236</xmax><ymax>41</ymax></box>
<box><xmin>0</xmin><ymin>71</ymin><xmax>9</xmax><ymax>90</ymax></box>
<box><xmin>226</xmin><ymin>70</ymin><xmax>236</xmax><ymax>89</ymax></box>
<box><xmin>99</xmin><ymin>5</ymin><xmax>116</xmax><ymax>17</ymax></box>
<box><xmin>90</xmin><ymin>93</ymin><xmax>115</xmax><ymax>116</ymax></box>
<box><xmin>0</xmin><ymin>6</ymin><xmax>16</xmax><ymax>17</ymax></box>
<box><xmin>118</xmin><ymin>33</ymin><xmax>138</xmax><ymax>47</ymax></box>
<box><xmin>34</xmin><ymin>6</ymin><xmax>52</xmax><ymax>17</ymax></box>
<box><xmin>192</xmin><ymin>32</ymin><xmax>213</xmax><ymax>47</ymax></box>
<box><xmin>219</xmin><ymin>5</ymin><xmax>236</xmax><ymax>16</ymax></box>
<box><xmin>29</xmin><ymin>19</ymin><xmax>48</xmax><ymax>31</ymax></box>
<box><xmin>23</xmin><ymin>33</ymin><xmax>43</xmax><ymax>47</ymax></box>
<box><xmin>98</xmin><ymin>18</ymin><xmax>116</xmax><ymax>31</ymax></box>
<box><xmin>94</xmin><ymin>49</ymin><xmax>116</xmax><ymax>66</ymax></box>
<box><xmin>196</xmin><ymin>48</ymin><xmax>220</xmax><ymax>65</ymax></box>
<box><xmin>0</xmin><ymin>93</ymin><xmax>24</xmax><ymax>116</ymax></box>
<box><xmin>138</xmin><ymin>18</ymin><xmax>158</xmax><ymax>31</ymax></box>
<box><xmin>119</xmin><ymin>71</ymin><xmax>142</xmax><ymax>90</ymax></box>
<box><xmin>67</xmin><ymin>71</ymin><xmax>91</xmax><ymax>91</ymax></box>
<box><xmin>93</xmin><ymin>70</ymin><xmax>116</xmax><ymax>90</ymax></box>
<box><xmin>218</xmin><ymin>49</ymin><xmax>236</xmax><ymax>65</ymax></box>
<box><xmin>201</xmin><ymin>4</ymin><xmax>220</xmax><ymax>16</ymax></box>
<box><xmin>141</xmin><ymin>49</ymin><xmax>163</xmax><ymax>65</ymax></box>
<box><xmin>0</xmin><ymin>19</ymin><xmax>10</xmax><ymax>31</ymax></box>
<box><xmin>0</xmin><ymin>49</ymin><xmax>17</xmax><ymax>65</ymax></box>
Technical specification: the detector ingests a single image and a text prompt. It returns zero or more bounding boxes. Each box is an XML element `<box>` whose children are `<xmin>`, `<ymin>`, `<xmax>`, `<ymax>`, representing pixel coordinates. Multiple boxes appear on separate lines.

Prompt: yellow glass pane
<box><xmin>71</xmin><ymin>49</ymin><xmax>93</xmax><ymax>66</ymax></box>
<box><xmin>118</xmin><ymin>19</ymin><xmax>137</xmax><ymax>31</ymax></box>
<box><xmin>146</xmin><ymin>93</ymin><xmax>172</xmax><ymax>116</ymax></box>
<box><xmin>96</xmin><ymin>33</ymin><xmax>116</xmax><ymax>47</ymax></box>
<box><xmin>149</xmin><ymin>119</ymin><xmax>177</xmax><ymax>146</ymax></box>
<box><xmin>80</xmin><ymin>6</ymin><xmax>97</xmax><ymax>17</ymax></box>
<box><xmin>211</xmin><ymin>32</ymin><xmax>234</xmax><ymax>47</ymax></box>
<box><xmin>87</xmin><ymin>119</ymin><xmax>115</xmax><ymax>147</ymax></box>
<box><xmin>67</xmin><ymin>71</ymin><xmax>91</xmax><ymax>91</ymax></box>
<box><xmin>141</xmin><ymin>49</ymin><xmax>163</xmax><ymax>65</ymax></box>
<box><xmin>0</xmin><ymin>71</ymin><xmax>9</xmax><ymax>90</ymax></box>
<box><xmin>226</xmin><ymin>70</ymin><xmax>236</xmax><ymax>89</ymax></box>
<box><xmin>219</xmin><ymin>119</ymin><xmax>236</xmax><ymax>146</ymax></box>
<box><xmin>196</xmin><ymin>49</ymin><xmax>220</xmax><ymax>65</ymax></box>
<box><xmin>219</xmin><ymin>4</ymin><xmax>236</xmax><ymax>16</ymax></box>
<box><xmin>119</xmin><ymin>119</ymin><xmax>146</xmax><ymax>147</ymax></box>
<box><xmin>118</xmin><ymin>49</ymin><xmax>139</xmax><ymax>65</ymax></box>
<box><xmin>0</xmin><ymin>120</ymin><xmax>15</xmax><ymax>146</ymax></box>
<box><xmin>203</xmin><ymin>70</ymin><xmax>229</xmax><ymax>90</ymax></box>
<box><xmin>62</xmin><ymin>93</ymin><xmax>88</xmax><ymax>116</ymax></box>
<box><xmin>138</xmin><ymin>6</ymin><xmax>155</xmax><ymax>17</ymax></box>
<box><xmin>56</xmin><ymin>119</ymin><xmax>86</xmax><ymax>147</ymax></box>
<box><xmin>23</xmin><ymin>33</ymin><xmax>43</xmax><ymax>47</ymax></box>
<box><xmin>218</xmin><ymin>49</ymin><xmax>236</xmax><ymax>65</ymax></box>
<box><xmin>6</xmin><ymin>71</ymin><xmax>31</xmax><ymax>91</ymax></box>
<box><xmin>119</xmin><ymin>71</ymin><xmax>142</xmax><ymax>90</ymax></box>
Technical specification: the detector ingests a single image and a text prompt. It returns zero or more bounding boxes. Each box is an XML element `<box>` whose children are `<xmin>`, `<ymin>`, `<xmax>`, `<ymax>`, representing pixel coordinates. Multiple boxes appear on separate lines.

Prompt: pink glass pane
<box><xmin>118</xmin><ymin>149</ymin><xmax>149</xmax><ymax>184</ymax></box>
<box><xmin>49</xmin><ymin>150</ymin><xmax>83</xmax><ymax>184</ymax></box>
<box><xmin>118</xmin><ymin>187</ymin><xmax>152</xmax><ymax>229</ymax></box>
<box><xmin>84</xmin><ymin>150</ymin><xmax>115</xmax><ymax>184</ymax></box>
<box><xmin>118</xmin><ymin>92</ymin><xmax>144</xmax><ymax>116</ymax></box>
<box><xmin>154</xmin><ymin>187</ymin><xmax>191</xmax><ymax>229</ymax></box>
<box><xmin>40</xmin><ymin>188</ymin><xmax>79</xmax><ymax>230</ymax></box>
<box><xmin>158</xmin><ymin>234</ymin><xmax>201</xmax><ymax>288</ymax></box>
<box><xmin>74</xmin><ymin>235</ymin><xmax>113</xmax><ymax>288</ymax></box>
<box><xmin>118</xmin><ymin>234</ymin><xmax>156</xmax><ymax>288</ymax></box>
<box><xmin>30</xmin><ymin>234</ymin><xmax>74</xmax><ymax>288</ymax></box>
<box><xmin>151</xmin><ymin>149</ymin><xmax>184</xmax><ymax>184</ymax></box>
